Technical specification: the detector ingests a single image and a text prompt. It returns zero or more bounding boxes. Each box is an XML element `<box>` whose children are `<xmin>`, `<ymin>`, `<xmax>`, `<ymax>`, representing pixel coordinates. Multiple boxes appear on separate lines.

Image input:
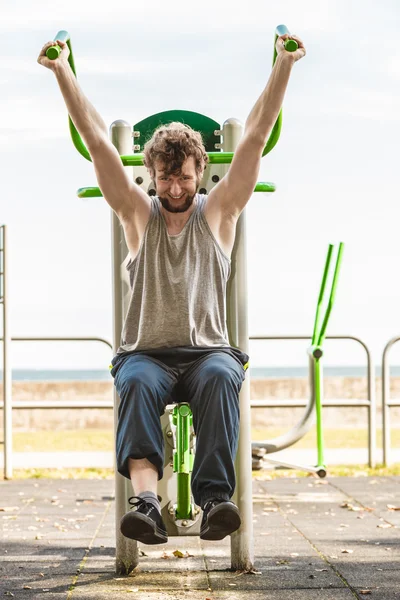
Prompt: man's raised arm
<box><xmin>209</xmin><ymin>34</ymin><xmax>306</xmax><ymax>219</ymax></box>
<box><xmin>37</xmin><ymin>39</ymin><xmax>149</xmax><ymax>220</ymax></box>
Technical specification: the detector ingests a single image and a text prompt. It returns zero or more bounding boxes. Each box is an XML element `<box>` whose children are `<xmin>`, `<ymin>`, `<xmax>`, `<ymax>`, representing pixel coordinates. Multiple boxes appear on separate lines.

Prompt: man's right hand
<box><xmin>37</xmin><ymin>39</ymin><xmax>70</xmax><ymax>71</ymax></box>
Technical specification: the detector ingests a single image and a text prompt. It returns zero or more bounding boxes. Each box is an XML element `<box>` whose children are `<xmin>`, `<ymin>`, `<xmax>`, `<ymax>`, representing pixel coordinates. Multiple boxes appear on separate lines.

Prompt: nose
<box><xmin>169</xmin><ymin>181</ymin><xmax>182</xmax><ymax>196</ymax></box>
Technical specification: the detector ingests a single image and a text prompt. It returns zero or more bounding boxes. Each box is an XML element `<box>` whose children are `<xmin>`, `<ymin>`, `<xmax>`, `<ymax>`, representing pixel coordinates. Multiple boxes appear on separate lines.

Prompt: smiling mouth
<box><xmin>168</xmin><ymin>193</ymin><xmax>185</xmax><ymax>199</ymax></box>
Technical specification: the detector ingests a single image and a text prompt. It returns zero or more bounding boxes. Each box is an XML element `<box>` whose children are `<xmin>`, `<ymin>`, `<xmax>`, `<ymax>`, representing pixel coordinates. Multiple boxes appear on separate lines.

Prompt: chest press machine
<box><xmin>46</xmin><ymin>25</ymin><xmax>343</xmax><ymax>574</ymax></box>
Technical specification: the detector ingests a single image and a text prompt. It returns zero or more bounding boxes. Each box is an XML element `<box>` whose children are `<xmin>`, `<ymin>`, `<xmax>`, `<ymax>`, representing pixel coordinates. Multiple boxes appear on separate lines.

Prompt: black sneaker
<box><xmin>120</xmin><ymin>496</ymin><xmax>168</xmax><ymax>545</ymax></box>
<box><xmin>200</xmin><ymin>498</ymin><xmax>241</xmax><ymax>541</ymax></box>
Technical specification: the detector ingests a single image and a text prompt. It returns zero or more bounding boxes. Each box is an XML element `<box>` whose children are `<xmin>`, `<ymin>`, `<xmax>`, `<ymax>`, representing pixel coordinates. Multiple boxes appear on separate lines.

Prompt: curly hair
<box><xmin>143</xmin><ymin>122</ymin><xmax>209</xmax><ymax>180</ymax></box>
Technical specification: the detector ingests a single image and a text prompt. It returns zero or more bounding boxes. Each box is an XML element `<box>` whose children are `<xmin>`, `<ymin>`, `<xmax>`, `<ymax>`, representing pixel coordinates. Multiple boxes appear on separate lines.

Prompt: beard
<box><xmin>158</xmin><ymin>191</ymin><xmax>196</xmax><ymax>214</ymax></box>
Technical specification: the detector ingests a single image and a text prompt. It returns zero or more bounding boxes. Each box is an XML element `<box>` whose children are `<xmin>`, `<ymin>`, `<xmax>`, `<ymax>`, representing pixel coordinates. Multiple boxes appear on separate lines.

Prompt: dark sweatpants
<box><xmin>110</xmin><ymin>346</ymin><xmax>248</xmax><ymax>508</ymax></box>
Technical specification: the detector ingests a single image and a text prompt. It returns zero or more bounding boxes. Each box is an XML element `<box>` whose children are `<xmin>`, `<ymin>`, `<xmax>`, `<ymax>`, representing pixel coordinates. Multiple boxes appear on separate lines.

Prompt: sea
<box><xmin>1</xmin><ymin>366</ymin><xmax>399</xmax><ymax>381</ymax></box>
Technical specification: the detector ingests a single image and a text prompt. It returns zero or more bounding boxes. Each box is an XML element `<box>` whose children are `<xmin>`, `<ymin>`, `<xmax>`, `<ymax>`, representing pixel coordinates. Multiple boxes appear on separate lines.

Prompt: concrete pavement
<box><xmin>1</xmin><ymin>475</ymin><xmax>400</xmax><ymax>599</ymax></box>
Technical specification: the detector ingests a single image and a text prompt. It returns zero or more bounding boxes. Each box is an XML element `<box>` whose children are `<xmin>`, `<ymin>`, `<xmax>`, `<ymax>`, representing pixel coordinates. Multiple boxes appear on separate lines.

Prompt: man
<box><xmin>38</xmin><ymin>33</ymin><xmax>306</xmax><ymax>545</ymax></box>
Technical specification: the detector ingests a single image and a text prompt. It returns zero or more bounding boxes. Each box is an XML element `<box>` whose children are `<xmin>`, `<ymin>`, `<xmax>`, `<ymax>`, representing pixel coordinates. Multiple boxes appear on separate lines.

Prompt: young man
<box><xmin>38</xmin><ymin>34</ymin><xmax>306</xmax><ymax>545</ymax></box>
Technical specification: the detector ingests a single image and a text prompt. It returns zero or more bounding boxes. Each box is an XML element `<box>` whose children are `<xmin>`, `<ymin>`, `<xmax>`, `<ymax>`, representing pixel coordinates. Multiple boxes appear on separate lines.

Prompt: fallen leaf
<box><xmin>23</xmin><ymin>586</ymin><xmax>32</xmax><ymax>590</ymax></box>
<box><xmin>360</xmin><ymin>591</ymin><xmax>372</xmax><ymax>595</ymax></box>
<box><xmin>377</xmin><ymin>523</ymin><xmax>392</xmax><ymax>529</ymax></box>
<box><xmin>341</xmin><ymin>502</ymin><xmax>361</xmax><ymax>512</ymax></box>
<box><xmin>0</xmin><ymin>507</ymin><xmax>19</xmax><ymax>512</ymax></box>
<box><xmin>248</xmin><ymin>569</ymin><xmax>262</xmax><ymax>574</ymax></box>
<box><xmin>387</xmin><ymin>504</ymin><xmax>400</xmax><ymax>511</ymax></box>
<box><xmin>172</xmin><ymin>549</ymin><xmax>193</xmax><ymax>558</ymax></box>
<box><xmin>341</xmin><ymin>549</ymin><xmax>354</xmax><ymax>554</ymax></box>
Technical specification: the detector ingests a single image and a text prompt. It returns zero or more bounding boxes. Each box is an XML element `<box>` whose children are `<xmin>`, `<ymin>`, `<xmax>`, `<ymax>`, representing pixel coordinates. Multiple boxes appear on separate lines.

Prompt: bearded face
<box><xmin>154</xmin><ymin>156</ymin><xmax>202</xmax><ymax>213</ymax></box>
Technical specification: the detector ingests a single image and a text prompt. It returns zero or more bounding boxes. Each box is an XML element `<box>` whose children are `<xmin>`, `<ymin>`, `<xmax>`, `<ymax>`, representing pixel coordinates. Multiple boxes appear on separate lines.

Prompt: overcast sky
<box><xmin>1</xmin><ymin>0</ymin><xmax>400</xmax><ymax>369</ymax></box>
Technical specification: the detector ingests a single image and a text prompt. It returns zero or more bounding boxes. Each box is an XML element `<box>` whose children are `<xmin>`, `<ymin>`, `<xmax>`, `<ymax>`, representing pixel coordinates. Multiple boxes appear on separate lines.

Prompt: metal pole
<box><xmin>366</xmin><ymin>343</ymin><xmax>376</xmax><ymax>468</ymax></box>
<box><xmin>110</xmin><ymin>120</ymin><xmax>139</xmax><ymax>574</ymax></box>
<box><xmin>223</xmin><ymin>119</ymin><xmax>254</xmax><ymax>571</ymax></box>
<box><xmin>382</xmin><ymin>338</ymin><xmax>396</xmax><ymax>466</ymax></box>
<box><xmin>1</xmin><ymin>225</ymin><xmax>12</xmax><ymax>479</ymax></box>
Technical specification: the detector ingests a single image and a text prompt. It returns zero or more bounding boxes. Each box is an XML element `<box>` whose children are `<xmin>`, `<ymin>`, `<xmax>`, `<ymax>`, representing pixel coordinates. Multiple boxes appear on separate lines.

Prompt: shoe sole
<box><xmin>200</xmin><ymin>503</ymin><xmax>241</xmax><ymax>541</ymax></box>
<box><xmin>120</xmin><ymin>512</ymin><xmax>168</xmax><ymax>545</ymax></box>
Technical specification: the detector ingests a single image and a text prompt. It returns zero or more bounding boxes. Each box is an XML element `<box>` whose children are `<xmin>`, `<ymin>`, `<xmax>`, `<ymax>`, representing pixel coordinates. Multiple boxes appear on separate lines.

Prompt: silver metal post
<box><xmin>1</xmin><ymin>225</ymin><xmax>12</xmax><ymax>479</ymax></box>
<box><xmin>110</xmin><ymin>121</ymin><xmax>139</xmax><ymax>574</ymax></box>
<box><xmin>223</xmin><ymin>119</ymin><xmax>254</xmax><ymax>571</ymax></box>
<box><xmin>366</xmin><ymin>343</ymin><xmax>376</xmax><ymax>468</ymax></box>
<box><xmin>382</xmin><ymin>338</ymin><xmax>396</xmax><ymax>466</ymax></box>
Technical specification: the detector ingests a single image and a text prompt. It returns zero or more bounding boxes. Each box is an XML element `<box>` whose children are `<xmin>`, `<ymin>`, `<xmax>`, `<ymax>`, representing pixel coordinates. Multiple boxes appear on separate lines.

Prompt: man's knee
<box><xmin>200</xmin><ymin>357</ymin><xmax>244</xmax><ymax>391</ymax></box>
<box><xmin>116</xmin><ymin>368</ymin><xmax>154</xmax><ymax>398</ymax></box>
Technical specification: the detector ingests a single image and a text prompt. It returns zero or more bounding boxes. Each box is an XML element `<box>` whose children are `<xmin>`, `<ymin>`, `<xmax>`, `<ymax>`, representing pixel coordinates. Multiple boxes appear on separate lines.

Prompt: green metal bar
<box><xmin>77</xmin><ymin>181</ymin><xmax>276</xmax><ymax>199</ymax></box>
<box><xmin>311</xmin><ymin>245</ymin><xmax>334</xmax><ymax>345</ymax></box>
<box><xmin>265</xmin><ymin>25</ymin><xmax>298</xmax><ymax>157</ymax></box>
<box><xmin>317</xmin><ymin>243</ymin><xmax>345</xmax><ymax>346</ymax></box>
<box><xmin>46</xmin><ymin>26</ymin><xmax>293</xmax><ymax>166</ymax></box>
<box><xmin>173</xmin><ymin>404</ymin><xmax>192</xmax><ymax>520</ymax></box>
<box><xmin>308</xmin><ymin>244</ymin><xmax>344</xmax><ymax>476</ymax></box>
<box><xmin>313</xmin><ymin>359</ymin><xmax>325</xmax><ymax>468</ymax></box>
<box><xmin>46</xmin><ymin>30</ymin><xmax>92</xmax><ymax>162</ymax></box>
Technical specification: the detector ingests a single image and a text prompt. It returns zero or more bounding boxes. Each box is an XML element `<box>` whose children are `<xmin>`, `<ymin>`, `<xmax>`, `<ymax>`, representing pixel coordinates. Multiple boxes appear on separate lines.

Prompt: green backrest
<box><xmin>133</xmin><ymin>109</ymin><xmax>221</xmax><ymax>153</ymax></box>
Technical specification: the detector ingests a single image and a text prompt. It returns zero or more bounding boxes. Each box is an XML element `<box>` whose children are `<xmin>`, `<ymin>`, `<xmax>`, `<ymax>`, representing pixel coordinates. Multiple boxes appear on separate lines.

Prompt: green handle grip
<box><xmin>46</xmin><ymin>30</ymin><xmax>70</xmax><ymax>60</ymax></box>
<box><xmin>273</xmin><ymin>24</ymin><xmax>298</xmax><ymax>64</ymax></box>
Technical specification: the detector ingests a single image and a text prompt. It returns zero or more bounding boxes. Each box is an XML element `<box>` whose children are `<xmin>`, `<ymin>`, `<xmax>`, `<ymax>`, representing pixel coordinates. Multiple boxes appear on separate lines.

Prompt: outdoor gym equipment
<box><xmin>252</xmin><ymin>243</ymin><xmax>344</xmax><ymax>476</ymax></box>
<box><xmin>46</xmin><ymin>24</ymin><xmax>303</xmax><ymax>573</ymax></box>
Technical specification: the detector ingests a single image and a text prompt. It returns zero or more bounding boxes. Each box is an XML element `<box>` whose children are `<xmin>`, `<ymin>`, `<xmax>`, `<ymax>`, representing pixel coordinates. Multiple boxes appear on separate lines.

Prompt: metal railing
<box><xmin>0</xmin><ymin>336</ymin><xmax>113</xmax><ymax>479</ymax></box>
<box><xmin>249</xmin><ymin>335</ymin><xmax>376</xmax><ymax>467</ymax></box>
<box><xmin>382</xmin><ymin>336</ymin><xmax>400</xmax><ymax>465</ymax></box>
<box><xmin>1</xmin><ymin>334</ymin><xmax>379</xmax><ymax>470</ymax></box>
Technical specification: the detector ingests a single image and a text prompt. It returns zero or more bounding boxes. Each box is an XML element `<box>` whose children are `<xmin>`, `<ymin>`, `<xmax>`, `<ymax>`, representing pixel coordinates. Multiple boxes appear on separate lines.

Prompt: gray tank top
<box><xmin>117</xmin><ymin>194</ymin><xmax>231</xmax><ymax>353</ymax></box>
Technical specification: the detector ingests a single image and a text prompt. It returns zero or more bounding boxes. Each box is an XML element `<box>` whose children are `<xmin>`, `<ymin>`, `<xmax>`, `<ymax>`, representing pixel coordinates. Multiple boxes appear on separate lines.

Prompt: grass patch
<box><xmin>252</xmin><ymin>463</ymin><xmax>400</xmax><ymax>479</ymax></box>
<box><xmin>11</xmin><ymin>467</ymin><xmax>114</xmax><ymax>480</ymax></box>
<box><xmin>9</xmin><ymin>463</ymin><xmax>400</xmax><ymax>480</ymax></box>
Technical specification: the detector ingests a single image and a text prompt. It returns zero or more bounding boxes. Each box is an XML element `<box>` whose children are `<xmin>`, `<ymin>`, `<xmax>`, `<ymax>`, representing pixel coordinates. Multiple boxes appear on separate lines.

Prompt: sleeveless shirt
<box><xmin>117</xmin><ymin>194</ymin><xmax>231</xmax><ymax>353</ymax></box>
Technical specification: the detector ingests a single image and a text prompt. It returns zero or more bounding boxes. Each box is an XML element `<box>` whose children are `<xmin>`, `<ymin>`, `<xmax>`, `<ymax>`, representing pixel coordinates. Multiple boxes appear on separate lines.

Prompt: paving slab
<box><xmin>2</xmin><ymin>475</ymin><xmax>400</xmax><ymax>599</ymax></box>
